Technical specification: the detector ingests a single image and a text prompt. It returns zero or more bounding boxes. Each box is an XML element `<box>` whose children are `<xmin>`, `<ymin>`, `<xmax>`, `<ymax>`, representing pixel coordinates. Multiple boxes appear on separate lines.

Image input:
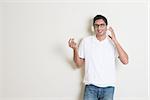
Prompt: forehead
<box><xmin>95</xmin><ymin>19</ymin><xmax>105</xmax><ymax>24</ymax></box>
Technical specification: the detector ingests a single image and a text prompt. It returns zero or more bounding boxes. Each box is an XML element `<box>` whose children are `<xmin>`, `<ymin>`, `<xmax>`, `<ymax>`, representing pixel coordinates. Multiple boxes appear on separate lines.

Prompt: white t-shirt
<box><xmin>78</xmin><ymin>35</ymin><xmax>118</xmax><ymax>87</ymax></box>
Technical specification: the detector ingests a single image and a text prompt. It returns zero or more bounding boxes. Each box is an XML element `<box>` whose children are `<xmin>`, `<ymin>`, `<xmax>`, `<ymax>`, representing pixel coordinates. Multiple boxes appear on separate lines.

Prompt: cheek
<box><xmin>102</xmin><ymin>28</ymin><xmax>107</xmax><ymax>33</ymax></box>
<box><xmin>104</xmin><ymin>27</ymin><xmax>107</xmax><ymax>31</ymax></box>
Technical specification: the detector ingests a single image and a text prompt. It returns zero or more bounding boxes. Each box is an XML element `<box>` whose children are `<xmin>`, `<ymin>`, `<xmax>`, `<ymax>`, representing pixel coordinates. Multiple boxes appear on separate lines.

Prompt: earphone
<box><xmin>91</xmin><ymin>26</ymin><xmax>94</xmax><ymax>32</ymax></box>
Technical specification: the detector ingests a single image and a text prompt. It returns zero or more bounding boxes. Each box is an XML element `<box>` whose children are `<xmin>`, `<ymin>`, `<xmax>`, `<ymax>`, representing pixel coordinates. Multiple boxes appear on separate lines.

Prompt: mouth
<box><xmin>97</xmin><ymin>30</ymin><xmax>103</xmax><ymax>33</ymax></box>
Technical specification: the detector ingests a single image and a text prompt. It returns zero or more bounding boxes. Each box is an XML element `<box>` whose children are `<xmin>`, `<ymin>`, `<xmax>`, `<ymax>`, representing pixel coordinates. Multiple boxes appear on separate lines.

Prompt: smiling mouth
<box><xmin>98</xmin><ymin>30</ymin><xmax>103</xmax><ymax>33</ymax></box>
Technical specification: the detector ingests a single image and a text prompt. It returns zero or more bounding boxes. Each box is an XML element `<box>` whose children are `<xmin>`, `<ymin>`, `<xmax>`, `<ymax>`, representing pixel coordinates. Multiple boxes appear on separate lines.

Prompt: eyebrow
<box><xmin>94</xmin><ymin>23</ymin><xmax>105</xmax><ymax>25</ymax></box>
<box><xmin>94</xmin><ymin>23</ymin><xmax>106</xmax><ymax>26</ymax></box>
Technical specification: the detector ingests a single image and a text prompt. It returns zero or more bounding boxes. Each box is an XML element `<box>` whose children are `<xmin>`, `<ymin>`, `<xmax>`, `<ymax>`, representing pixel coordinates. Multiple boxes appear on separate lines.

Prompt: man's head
<box><xmin>93</xmin><ymin>15</ymin><xmax>108</xmax><ymax>36</ymax></box>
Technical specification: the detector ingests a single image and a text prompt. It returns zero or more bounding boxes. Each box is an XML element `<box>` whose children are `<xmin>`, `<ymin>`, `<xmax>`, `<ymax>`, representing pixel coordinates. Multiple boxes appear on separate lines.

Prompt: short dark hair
<box><xmin>93</xmin><ymin>15</ymin><xmax>108</xmax><ymax>25</ymax></box>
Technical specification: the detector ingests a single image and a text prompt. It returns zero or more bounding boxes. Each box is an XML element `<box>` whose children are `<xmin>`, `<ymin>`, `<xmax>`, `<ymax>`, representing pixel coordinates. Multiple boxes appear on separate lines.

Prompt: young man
<box><xmin>68</xmin><ymin>15</ymin><xmax>128</xmax><ymax>100</ymax></box>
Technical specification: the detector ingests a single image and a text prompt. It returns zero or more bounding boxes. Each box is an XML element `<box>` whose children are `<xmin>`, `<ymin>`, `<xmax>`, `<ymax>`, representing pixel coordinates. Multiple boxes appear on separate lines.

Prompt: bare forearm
<box><xmin>73</xmin><ymin>48</ymin><xmax>80</xmax><ymax>63</ymax></box>
<box><xmin>68</xmin><ymin>38</ymin><xmax>84</xmax><ymax>67</ymax></box>
<box><xmin>113</xmin><ymin>40</ymin><xmax>128</xmax><ymax>64</ymax></box>
<box><xmin>73</xmin><ymin>48</ymin><xmax>84</xmax><ymax>67</ymax></box>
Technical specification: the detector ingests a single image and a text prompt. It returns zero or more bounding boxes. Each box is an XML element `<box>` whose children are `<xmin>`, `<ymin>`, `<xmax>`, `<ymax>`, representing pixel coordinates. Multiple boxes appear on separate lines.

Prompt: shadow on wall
<box><xmin>50</xmin><ymin>17</ymin><xmax>94</xmax><ymax>100</ymax></box>
<box><xmin>72</xmin><ymin>17</ymin><xmax>95</xmax><ymax>100</ymax></box>
<box><xmin>51</xmin><ymin>39</ymin><xmax>85</xmax><ymax>100</ymax></box>
<box><xmin>66</xmin><ymin>18</ymin><xmax>95</xmax><ymax>100</ymax></box>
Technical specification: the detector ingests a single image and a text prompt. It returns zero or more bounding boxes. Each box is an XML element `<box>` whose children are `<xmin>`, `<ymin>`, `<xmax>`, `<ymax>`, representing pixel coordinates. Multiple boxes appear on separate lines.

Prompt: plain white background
<box><xmin>0</xmin><ymin>0</ymin><xmax>149</xmax><ymax>100</ymax></box>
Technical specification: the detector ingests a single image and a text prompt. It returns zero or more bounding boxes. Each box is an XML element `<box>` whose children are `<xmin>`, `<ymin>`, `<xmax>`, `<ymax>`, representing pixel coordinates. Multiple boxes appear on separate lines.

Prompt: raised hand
<box><xmin>108</xmin><ymin>27</ymin><xmax>116</xmax><ymax>41</ymax></box>
<box><xmin>68</xmin><ymin>38</ymin><xmax>78</xmax><ymax>50</ymax></box>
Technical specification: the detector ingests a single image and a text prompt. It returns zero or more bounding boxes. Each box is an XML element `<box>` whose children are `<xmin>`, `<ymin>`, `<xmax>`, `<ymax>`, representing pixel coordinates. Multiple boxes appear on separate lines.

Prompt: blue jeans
<box><xmin>84</xmin><ymin>84</ymin><xmax>115</xmax><ymax>100</ymax></box>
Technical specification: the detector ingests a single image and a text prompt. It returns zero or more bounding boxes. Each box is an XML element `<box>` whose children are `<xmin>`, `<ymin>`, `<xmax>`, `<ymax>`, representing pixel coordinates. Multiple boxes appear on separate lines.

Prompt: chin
<box><xmin>96</xmin><ymin>32</ymin><xmax>105</xmax><ymax>36</ymax></box>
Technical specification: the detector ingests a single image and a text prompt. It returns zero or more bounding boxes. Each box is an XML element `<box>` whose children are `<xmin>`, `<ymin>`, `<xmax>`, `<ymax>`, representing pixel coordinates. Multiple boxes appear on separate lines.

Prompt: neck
<box><xmin>96</xmin><ymin>34</ymin><xmax>106</xmax><ymax>41</ymax></box>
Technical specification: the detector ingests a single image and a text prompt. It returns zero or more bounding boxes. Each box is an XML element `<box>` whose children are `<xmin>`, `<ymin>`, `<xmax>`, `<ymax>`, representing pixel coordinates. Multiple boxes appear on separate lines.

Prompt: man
<box><xmin>68</xmin><ymin>15</ymin><xmax>128</xmax><ymax>100</ymax></box>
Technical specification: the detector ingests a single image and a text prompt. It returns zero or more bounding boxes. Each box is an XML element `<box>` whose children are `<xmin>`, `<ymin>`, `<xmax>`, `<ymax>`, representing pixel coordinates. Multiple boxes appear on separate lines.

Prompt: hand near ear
<box><xmin>107</xmin><ymin>27</ymin><xmax>129</xmax><ymax>64</ymax></box>
<box><xmin>107</xmin><ymin>27</ymin><xmax>117</xmax><ymax>42</ymax></box>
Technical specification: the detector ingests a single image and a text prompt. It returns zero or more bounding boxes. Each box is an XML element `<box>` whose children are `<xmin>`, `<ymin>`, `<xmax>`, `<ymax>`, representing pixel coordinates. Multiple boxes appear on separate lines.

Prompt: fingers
<box><xmin>68</xmin><ymin>38</ymin><xmax>72</xmax><ymax>45</ymax></box>
<box><xmin>108</xmin><ymin>27</ymin><xmax>112</xmax><ymax>31</ymax></box>
<box><xmin>68</xmin><ymin>38</ymin><xmax>77</xmax><ymax>48</ymax></box>
<box><xmin>68</xmin><ymin>39</ymin><xmax>72</xmax><ymax>47</ymax></box>
<box><xmin>108</xmin><ymin>27</ymin><xmax>114</xmax><ymax>32</ymax></box>
<box><xmin>68</xmin><ymin>38</ymin><xmax>75</xmax><ymax>44</ymax></box>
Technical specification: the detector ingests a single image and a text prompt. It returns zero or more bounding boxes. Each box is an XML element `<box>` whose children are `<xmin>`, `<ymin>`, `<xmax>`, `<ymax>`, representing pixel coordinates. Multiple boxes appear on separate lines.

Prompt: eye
<box><xmin>100</xmin><ymin>24</ymin><xmax>105</xmax><ymax>27</ymax></box>
<box><xmin>94</xmin><ymin>24</ymin><xmax>106</xmax><ymax>28</ymax></box>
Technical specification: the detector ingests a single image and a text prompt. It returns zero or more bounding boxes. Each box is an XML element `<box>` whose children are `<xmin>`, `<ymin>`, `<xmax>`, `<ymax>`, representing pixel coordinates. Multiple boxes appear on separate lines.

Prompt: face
<box><xmin>93</xmin><ymin>19</ymin><xmax>107</xmax><ymax>36</ymax></box>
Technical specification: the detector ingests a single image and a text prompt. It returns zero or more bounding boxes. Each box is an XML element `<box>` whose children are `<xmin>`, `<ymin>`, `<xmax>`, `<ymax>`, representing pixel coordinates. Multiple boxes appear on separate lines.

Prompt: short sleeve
<box><xmin>78</xmin><ymin>39</ymin><xmax>85</xmax><ymax>59</ymax></box>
